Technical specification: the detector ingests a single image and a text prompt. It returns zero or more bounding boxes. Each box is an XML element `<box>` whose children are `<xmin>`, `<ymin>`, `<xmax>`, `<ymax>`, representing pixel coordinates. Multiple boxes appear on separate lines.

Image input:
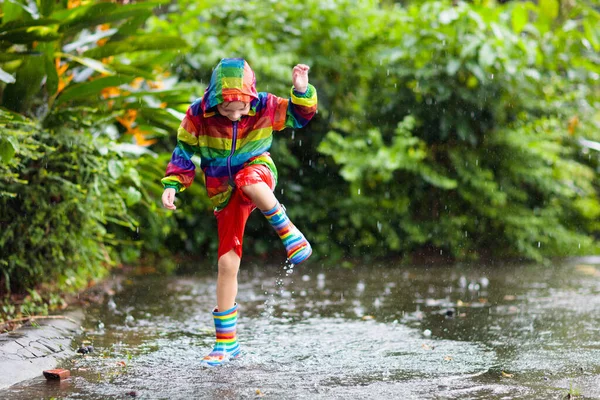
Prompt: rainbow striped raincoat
<box><xmin>161</xmin><ymin>58</ymin><xmax>318</xmax><ymax>210</ymax></box>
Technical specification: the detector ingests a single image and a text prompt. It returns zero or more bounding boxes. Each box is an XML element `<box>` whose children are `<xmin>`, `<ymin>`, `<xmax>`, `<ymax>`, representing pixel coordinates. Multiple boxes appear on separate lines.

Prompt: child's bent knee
<box><xmin>240</xmin><ymin>182</ymin><xmax>267</xmax><ymax>194</ymax></box>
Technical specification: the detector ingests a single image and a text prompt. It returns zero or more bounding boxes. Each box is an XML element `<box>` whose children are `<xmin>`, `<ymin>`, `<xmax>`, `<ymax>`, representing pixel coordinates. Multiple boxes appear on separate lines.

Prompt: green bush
<box><xmin>146</xmin><ymin>0</ymin><xmax>600</xmax><ymax>263</ymax></box>
<box><xmin>0</xmin><ymin>109</ymin><xmax>139</xmax><ymax>296</ymax></box>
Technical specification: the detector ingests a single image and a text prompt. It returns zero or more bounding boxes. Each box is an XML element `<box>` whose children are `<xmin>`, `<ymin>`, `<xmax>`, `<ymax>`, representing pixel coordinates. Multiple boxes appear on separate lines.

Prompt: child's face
<box><xmin>217</xmin><ymin>101</ymin><xmax>250</xmax><ymax>121</ymax></box>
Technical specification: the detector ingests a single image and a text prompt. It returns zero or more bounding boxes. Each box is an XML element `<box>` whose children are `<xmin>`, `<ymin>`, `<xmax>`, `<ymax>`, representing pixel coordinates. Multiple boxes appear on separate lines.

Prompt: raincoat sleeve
<box><xmin>161</xmin><ymin>109</ymin><xmax>200</xmax><ymax>192</ymax></box>
<box><xmin>270</xmin><ymin>83</ymin><xmax>318</xmax><ymax>131</ymax></box>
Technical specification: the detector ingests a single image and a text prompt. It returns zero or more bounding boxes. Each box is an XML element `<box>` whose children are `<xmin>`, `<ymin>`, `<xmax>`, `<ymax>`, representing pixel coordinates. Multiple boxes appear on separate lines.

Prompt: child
<box><xmin>161</xmin><ymin>58</ymin><xmax>317</xmax><ymax>367</ymax></box>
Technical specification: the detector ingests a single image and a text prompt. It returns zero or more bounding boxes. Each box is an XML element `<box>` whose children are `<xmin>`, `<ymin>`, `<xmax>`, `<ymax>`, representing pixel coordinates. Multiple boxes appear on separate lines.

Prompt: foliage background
<box><xmin>1</xmin><ymin>0</ymin><xmax>599</xmax><ymax>321</ymax></box>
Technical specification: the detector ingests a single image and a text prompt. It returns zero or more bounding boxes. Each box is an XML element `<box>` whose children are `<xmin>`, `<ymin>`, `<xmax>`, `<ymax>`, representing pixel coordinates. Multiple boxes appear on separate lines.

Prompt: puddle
<box><xmin>2</xmin><ymin>259</ymin><xmax>600</xmax><ymax>399</ymax></box>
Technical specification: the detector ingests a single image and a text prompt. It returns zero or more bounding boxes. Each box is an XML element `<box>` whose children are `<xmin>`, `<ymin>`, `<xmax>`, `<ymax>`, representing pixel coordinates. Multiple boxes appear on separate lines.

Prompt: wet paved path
<box><xmin>2</xmin><ymin>258</ymin><xmax>600</xmax><ymax>399</ymax></box>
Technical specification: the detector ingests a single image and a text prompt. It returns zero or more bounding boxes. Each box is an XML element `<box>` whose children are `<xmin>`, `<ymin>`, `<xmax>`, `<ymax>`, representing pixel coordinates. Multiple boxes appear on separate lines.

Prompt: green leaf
<box><xmin>128</xmin><ymin>168</ymin><xmax>142</xmax><ymax>188</ymax></box>
<box><xmin>459</xmin><ymin>39</ymin><xmax>480</xmax><ymax>60</ymax></box>
<box><xmin>57</xmin><ymin>1</ymin><xmax>169</xmax><ymax>34</ymax></box>
<box><xmin>539</xmin><ymin>0</ymin><xmax>559</xmax><ymax>20</ymax></box>
<box><xmin>2</xmin><ymin>0</ymin><xmax>24</xmax><ymax>23</ymax></box>
<box><xmin>419</xmin><ymin>165</ymin><xmax>457</xmax><ymax>190</ymax></box>
<box><xmin>0</xmin><ymin>136</ymin><xmax>18</xmax><ymax>163</ymax></box>
<box><xmin>478</xmin><ymin>42</ymin><xmax>496</xmax><ymax>67</ymax></box>
<box><xmin>2</xmin><ymin>56</ymin><xmax>46</xmax><ymax>113</ymax></box>
<box><xmin>137</xmin><ymin>107</ymin><xmax>182</xmax><ymax>132</ymax></box>
<box><xmin>0</xmin><ymin>67</ymin><xmax>16</xmax><ymax>84</ymax></box>
<box><xmin>446</xmin><ymin>59</ymin><xmax>461</xmax><ymax>75</ymax></box>
<box><xmin>109</xmin><ymin>62</ymin><xmax>156</xmax><ymax>80</ymax></box>
<box><xmin>511</xmin><ymin>4</ymin><xmax>528</xmax><ymax>34</ymax></box>
<box><xmin>82</xmin><ymin>35</ymin><xmax>189</xmax><ymax>59</ymax></box>
<box><xmin>56</xmin><ymin>75</ymin><xmax>134</xmax><ymax>104</ymax></box>
<box><xmin>439</xmin><ymin>8</ymin><xmax>459</xmax><ymax>25</ymax></box>
<box><xmin>0</xmin><ymin>18</ymin><xmax>60</xmax><ymax>33</ymax></box>
<box><xmin>38</xmin><ymin>0</ymin><xmax>55</xmax><ymax>17</ymax></box>
<box><xmin>114</xmin><ymin>12</ymin><xmax>153</xmax><ymax>38</ymax></box>
<box><xmin>125</xmin><ymin>186</ymin><xmax>142</xmax><ymax>206</ymax></box>
<box><xmin>0</xmin><ymin>25</ymin><xmax>60</xmax><ymax>44</ymax></box>
<box><xmin>44</xmin><ymin>56</ymin><xmax>58</xmax><ymax>97</ymax></box>
<box><xmin>0</xmin><ymin>107</ymin><xmax>33</xmax><ymax>124</ymax></box>
<box><xmin>55</xmin><ymin>52</ymin><xmax>115</xmax><ymax>75</ymax></box>
<box><xmin>108</xmin><ymin>159</ymin><xmax>125</xmax><ymax>179</ymax></box>
<box><xmin>56</xmin><ymin>3</ymin><xmax>118</xmax><ymax>33</ymax></box>
<box><xmin>0</xmin><ymin>52</ymin><xmax>31</xmax><ymax>62</ymax></box>
<box><xmin>583</xmin><ymin>19</ymin><xmax>600</xmax><ymax>52</ymax></box>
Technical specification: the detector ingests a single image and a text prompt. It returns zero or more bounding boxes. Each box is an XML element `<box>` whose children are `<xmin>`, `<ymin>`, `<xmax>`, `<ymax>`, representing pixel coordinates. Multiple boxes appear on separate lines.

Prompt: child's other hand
<box><xmin>162</xmin><ymin>188</ymin><xmax>177</xmax><ymax>210</ymax></box>
<box><xmin>292</xmin><ymin>64</ymin><xmax>310</xmax><ymax>93</ymax></box>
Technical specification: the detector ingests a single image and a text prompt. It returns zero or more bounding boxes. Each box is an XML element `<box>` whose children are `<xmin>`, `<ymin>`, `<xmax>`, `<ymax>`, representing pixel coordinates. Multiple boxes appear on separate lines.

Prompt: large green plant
<box><xmin>0</xmin><ymin>0</ymin><xmax>192</xmax><ymax>319</ymax></box>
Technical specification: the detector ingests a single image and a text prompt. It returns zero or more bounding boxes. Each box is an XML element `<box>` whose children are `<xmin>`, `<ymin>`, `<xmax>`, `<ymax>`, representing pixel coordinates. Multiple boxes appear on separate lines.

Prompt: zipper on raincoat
<box><xmin>227</xmin><ymin>121</ymin><xmax>238</xmax><ymax>187</ymax></box>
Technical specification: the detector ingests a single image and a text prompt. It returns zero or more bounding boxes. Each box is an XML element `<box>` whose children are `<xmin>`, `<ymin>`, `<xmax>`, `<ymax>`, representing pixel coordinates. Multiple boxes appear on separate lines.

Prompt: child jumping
<box><xmin>161</xmin><ymin>58</ymin><xmax>317</xmax><ymax>367</ymax></box>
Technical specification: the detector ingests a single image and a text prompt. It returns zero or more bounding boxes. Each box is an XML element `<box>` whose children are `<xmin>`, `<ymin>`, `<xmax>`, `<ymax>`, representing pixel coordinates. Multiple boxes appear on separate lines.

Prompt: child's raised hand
<box><xmin>292</xmin><ymin>64</ymin><xmax>310</xmax><ymax>93</ymax></box>
<box><xmin>162</xmin><ymin>188</ymin><xmax>177</xmax><ymax>210</ymax></box>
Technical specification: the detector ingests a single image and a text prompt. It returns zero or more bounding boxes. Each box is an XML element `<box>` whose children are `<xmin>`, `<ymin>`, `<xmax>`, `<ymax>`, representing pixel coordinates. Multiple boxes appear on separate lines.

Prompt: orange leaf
<box><xmin>568</xmin><ymin>116</ymin><xmax>579</xmax><ymax>135</ymax></box>
<box><xmin>116</xmin><ymin>109</ymin><xmax>138</xmax><ymax>130</ymax></box>
<box><xmin>101</xmin><ymin>86</ymin><xmax>122</xmax><ymax>99</ymax></box>
<box><xmin>68</xmin><ymin>0</ymin><xmax>82</xmax><ymax>9</ymax></box>
<box><xmin>131</xmin><ymin>128</ymin><xmax>157</xmax><ymax>147</ymax></box>
<box><xmin>148</xmin><ymin>80</ymin><xmax>164</xmax><ymax>90</ymax></box>
<box><xmin>131</xmin><ymin>77</ymin><xmax>145</xmax><ymax>89</ymax></box>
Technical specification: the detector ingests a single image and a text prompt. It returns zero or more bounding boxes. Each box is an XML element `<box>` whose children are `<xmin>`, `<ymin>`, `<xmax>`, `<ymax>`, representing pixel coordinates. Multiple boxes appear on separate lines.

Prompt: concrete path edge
<box><xmin>0</xmin><ymin>309</ymin><xmax>84</xmax><ymax>390</ymax></box>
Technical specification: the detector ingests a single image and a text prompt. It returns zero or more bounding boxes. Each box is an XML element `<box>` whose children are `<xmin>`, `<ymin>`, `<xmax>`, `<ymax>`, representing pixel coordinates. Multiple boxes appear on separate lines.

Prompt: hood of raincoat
<box><xmin>200</xmin><ymin>58</ymin><xmax>259</xmax><ymax>115</ymax></box>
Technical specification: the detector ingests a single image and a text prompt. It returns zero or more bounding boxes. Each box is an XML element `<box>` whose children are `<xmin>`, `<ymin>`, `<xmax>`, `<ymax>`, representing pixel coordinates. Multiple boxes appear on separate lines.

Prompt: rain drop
<box><xmin>356</xmin><ymin>281</ymin><xmax>365</xmax><ymax>292</ymax></box>
<box><xmin>538</xmin><ymin>241</ymin><xmax>541</xmax><ymax>248</ymax></box>
<box><xmin>358</xmin><ymin>188</ymin><xmax>361</xmax><ymax>195</ymax></box>
<box><xmin>317</xmin><ymin>273</ymin><xmax>326</xmax><ymax>289</ymax></box>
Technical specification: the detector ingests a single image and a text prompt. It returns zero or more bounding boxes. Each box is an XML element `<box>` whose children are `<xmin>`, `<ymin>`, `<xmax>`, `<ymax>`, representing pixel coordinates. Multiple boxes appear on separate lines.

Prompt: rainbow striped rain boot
<box><xmin>262</xmin><ymin>202</ymin><xmax>312</xmax><ymax>265</ymax></box>
<box><xmin>200</xmin><ymin>303</ymin><xmax>241</xmax><ymax>367</ymax></box>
